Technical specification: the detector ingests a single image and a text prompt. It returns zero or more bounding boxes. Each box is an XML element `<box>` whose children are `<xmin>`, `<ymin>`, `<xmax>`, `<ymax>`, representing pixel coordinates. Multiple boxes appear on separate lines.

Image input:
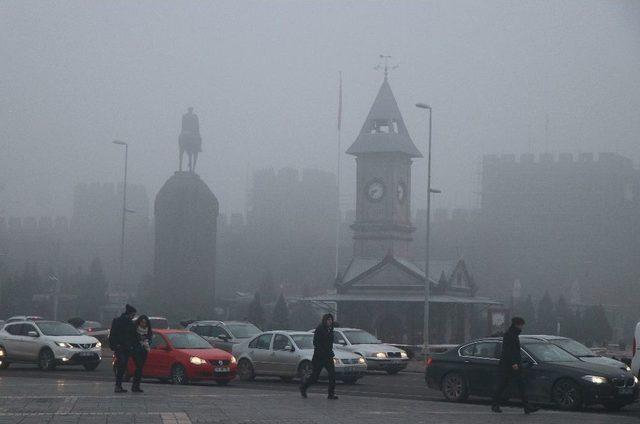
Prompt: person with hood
<box><xmin>130</xmin><ymin>315</ymin><xmax>152</xmax><ymax>393</ymax></box>
<box><xmin>491</xmin><ymin>317</ymin><xmax>538</xmax><ymax>414</ymax></box>
<box><xmin>300</xmin><ymin>313</ymin><xmax>338</xmax><ymax>400</ymax></box>
<box><xmin>109</xmin><ymin>304</ymin><xmax>137</xmax><ymax>393</ymax></box>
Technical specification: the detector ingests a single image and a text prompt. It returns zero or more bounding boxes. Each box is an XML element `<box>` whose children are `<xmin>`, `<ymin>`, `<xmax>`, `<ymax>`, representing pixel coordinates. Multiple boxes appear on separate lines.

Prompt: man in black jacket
<box><xmin>109</xmin><ymin>304</ymin><xmax>137</xmax><ymax>393</ymax></box>
<box><xmin>300</xmin><ymin>313</ymin><xmax>338</xmax><ymax>399</ymax></box>
<box><xmin>491</xmin><ymin>317</ymin><xmax>538</xmax><ymax>414</ymax></box>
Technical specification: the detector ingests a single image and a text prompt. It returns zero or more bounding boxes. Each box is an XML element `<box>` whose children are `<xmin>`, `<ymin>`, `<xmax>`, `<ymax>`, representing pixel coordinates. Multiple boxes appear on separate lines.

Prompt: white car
<box><xmin>0</xmin><ymin>320</ymin><xmax>102</xmax><ymax>371</ymax></box>
<box><xmin>631</xmin><ymin>322</ymin><xmax>640</xmax><ymax>377</ymax></box>
<box><xmin>331</xmin><ymin>328</ymin><xmax>409</xmax><ymax>374</ymax></box>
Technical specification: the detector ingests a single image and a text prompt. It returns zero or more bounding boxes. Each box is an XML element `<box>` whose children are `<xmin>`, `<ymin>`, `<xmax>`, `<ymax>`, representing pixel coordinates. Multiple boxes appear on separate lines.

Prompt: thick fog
<box><xmin>2</xmin><ymin>0</ymin><xmax>639</xmax><ymax>218</ymax></box>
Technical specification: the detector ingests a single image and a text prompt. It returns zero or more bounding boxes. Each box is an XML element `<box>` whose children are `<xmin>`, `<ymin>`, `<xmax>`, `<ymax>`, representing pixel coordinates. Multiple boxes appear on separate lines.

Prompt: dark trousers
<box><xmin>114</xmin><ymin>349</ymin><xmax>130</xmax><ymax>387</ymax></box>
<box><xmin>492</xmin><ymin>367</ymin><xmax>528</xmax><ymax>407</ymax></box>
<box><xmin>301</xmin><ymin>356</ymin><xmax>336</xmax><ymax>396</ymax></box>
<box><xmin>131</xmin><ymin>348</ymin><xmax>147</xmax><ymax>387</ymax></box>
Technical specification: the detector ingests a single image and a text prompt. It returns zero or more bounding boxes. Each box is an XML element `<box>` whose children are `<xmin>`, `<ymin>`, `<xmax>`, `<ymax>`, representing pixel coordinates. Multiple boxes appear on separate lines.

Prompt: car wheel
<box><xmin>0</xmin><ymin>347</ymin><xmax>9</xmax><ymax>369</ymax></box>
<box><xmin>298</xmin><ymin>361</ymin><xmax>313</xmax><ymax>382</ymax></box>
<box><xmin>171</xmin><ymin>364</ymin><xmax>188</xmax><ymax>385</ymax></box>
<box><xmin>342</xmin><ymin>377</ymin><xmax>358</xmax><ymax>385</ymax></box>
<box><xmin>442</xmin><ymin>372</ymin><xmax>469</xmax><ymax>402</ymax></box>
<box><xmin>603</xmin><ymin>401</ymin><xmax>625</xmax><ymax>412</ymax></box>
<box><xmin>552</xmin><ymin>378</ymin><xmax>582</xmax><ymax>411</ymax></box>
<box><xmin>238</xmin><ymin>359</ymin><xmax>255</xmax><ymax>381</ymax></box>
<box><xmin>83</xmin><ymin>362</ymin><xmax>100</xmax><ymax>371</ymax></box>
<box><xmin>38</xmin><ymin>348</ymin><xmax>56</xmax><ymax>371</ymax></box>
<box><xmin>216</xmin><ymin>380</ymin><xmax>230</xmax><ymax>386</ymax></box>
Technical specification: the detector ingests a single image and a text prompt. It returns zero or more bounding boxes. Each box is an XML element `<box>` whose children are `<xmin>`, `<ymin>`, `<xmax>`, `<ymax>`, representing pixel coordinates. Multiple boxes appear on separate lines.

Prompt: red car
<box><xmin>125</xmin><ymin>329</ymin><xmax>237</xmax><ymax>385</ymax></box>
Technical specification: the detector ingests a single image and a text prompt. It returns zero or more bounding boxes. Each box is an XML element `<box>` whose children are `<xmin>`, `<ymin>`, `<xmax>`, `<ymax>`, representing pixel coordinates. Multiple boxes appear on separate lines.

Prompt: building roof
<box><xmin>340</xmin><ymin>256</ymin><xmax>456</xmax><ymax>285</ymax></box>
<box><xmin>346</xmin><ymin>77</ymin><xmax>423</xmax><ymax>158</ymax></box>
<box><xmin>307</xmin><ymin>293</ymin><xmax>501</xmax><ymax>305</ymax></box>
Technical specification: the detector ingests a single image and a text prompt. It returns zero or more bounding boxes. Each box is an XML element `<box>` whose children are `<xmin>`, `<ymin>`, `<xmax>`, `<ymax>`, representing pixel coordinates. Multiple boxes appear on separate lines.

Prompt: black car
<box><xmin>425</xmin><ymin>337</ymin><xmax>638</xmax><ymax>411</ymax></box>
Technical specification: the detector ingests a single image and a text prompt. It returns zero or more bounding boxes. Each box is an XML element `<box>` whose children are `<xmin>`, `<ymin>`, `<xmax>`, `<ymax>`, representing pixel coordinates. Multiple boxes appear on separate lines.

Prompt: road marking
<box><xmin>55</xmin><ymin>396</ymin><xmax>77</xmax><ymax>414</ymax></box>
<box><xmin>161</xmin><ymin>412</ymin><xmax>192</xmax><ymax>424</ymax></box>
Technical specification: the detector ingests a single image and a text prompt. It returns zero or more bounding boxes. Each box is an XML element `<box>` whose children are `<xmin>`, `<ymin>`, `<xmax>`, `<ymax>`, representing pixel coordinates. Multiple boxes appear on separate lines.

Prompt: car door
<box><xmin>460</xmin><ymin>341</ymin><xmax>500</xmax><ymax>395</ymax></box>
<box><xmin>271</xmin><ymin>334</ymin><xmax>297</xmax><ymax>376</ymax></box>
<box><xmin>21</xmin><ymin>323</ymin><xmax>41</xmax><ymax>361</ymax></box>
<box><xmin>146</xmin><ymin>333</ymin><xmax>174</xmax><ymax>378</ymax></box>
<box><xmin>251</xmin><ymin>333</ymin><xmax>274</xmax><ymax>375</ymax></box>
<box><xmin>519</xmin><ymin>348</ymin><xmax>551</xmax><ymax>403</ymax></box>
<box><xmin>1</xmin><ymin>324</ymin><xmax>24</xmax><ymax>360</ymax></box>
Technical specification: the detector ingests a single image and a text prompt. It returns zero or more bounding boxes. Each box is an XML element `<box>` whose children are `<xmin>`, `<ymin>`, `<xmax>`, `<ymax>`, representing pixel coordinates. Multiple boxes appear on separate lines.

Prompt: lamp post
<box><xmin>113</xmin><ymin>140</ymin><xmax>128</xmax><ymax>293</ymax></box>
<box><xmin>415</xmin><ymin>103</ymin><xmax>439</xmax><ymax>354</ymax></box>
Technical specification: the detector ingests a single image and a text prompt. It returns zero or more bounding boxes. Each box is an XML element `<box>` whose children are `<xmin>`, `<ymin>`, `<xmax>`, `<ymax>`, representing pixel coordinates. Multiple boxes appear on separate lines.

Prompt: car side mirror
<box><xmin>27</xmin><ymin>331</ymin><xmax>39</xmax><ymax>337</ymax></box>
<box><xmin>218</xmin><ymin>334</ymin><xmax>230</xmax><ymax>341</ymax></box>
<box><xmin>338</xmin><ymin>340</ymin><xmax>347</xmax><ymax>346</ymax></box>
<box><xmin>285</xmin><ymin>345</ymin><xmax>294</xmax><ymax>352</ymax></box>
<box><xmin>522</xmin><ymin>359</ymin><xmax>534</xmax><ymax>369</ymax></box>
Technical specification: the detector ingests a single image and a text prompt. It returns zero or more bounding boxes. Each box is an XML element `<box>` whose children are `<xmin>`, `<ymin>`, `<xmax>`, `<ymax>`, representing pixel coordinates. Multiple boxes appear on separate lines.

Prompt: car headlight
<box><xmin>625</xmin><ymin>365</ymin><xmax>631</xmax><ymax>372</ymax></box>
<box><xmin>333</xmin><ymin>358</ymin><xmax>342</xmax><ymax>365</ymax></box>
<box><xmin>189</xmin><ymin>356</ymin><xmax>207</xmax><ymax>365</ymax></box>
<box><xmin>96</xmin><ymin>342</ymin><xmax>102</xmax><ymax>348</ymax></box>
<box><xmin>55</xmin><ymin>342</ymin><xmax>72</xmax><ymax>348</ymax></box>
<box><xmin>581</xmin><ymin>375</ymin><xmax>607</xmax><ymax>384</ymax></box>
<box><xmin>375</xmin><ymin>352</ymin><xmax>387</xmax><ymax>359</ymax></box>
<box><xmin>357</xmin><ymin>357</ymin><xmax>366</xmax><ymax>364</ymax></box>
<box><xmin>230</xmin><ymin>356</ymin><xmax>237</xmax><ymax>364</ymax></box>
<box><xmin>634</xmin><ymin>376</ymin><xmax>638</xmax><ymax>385</ymax></box>
<box><xmin>400</xmin><ymin>351</ymin><xmax>408</xmax><ymax>359</ymax></box>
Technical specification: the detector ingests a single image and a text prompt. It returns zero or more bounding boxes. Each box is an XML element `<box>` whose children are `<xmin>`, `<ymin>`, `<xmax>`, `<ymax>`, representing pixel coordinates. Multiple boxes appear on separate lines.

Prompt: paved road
<box><xmin>0</xmin><ymin>358</ymin><xmax>637</xmax><ymax>422</ymax></box>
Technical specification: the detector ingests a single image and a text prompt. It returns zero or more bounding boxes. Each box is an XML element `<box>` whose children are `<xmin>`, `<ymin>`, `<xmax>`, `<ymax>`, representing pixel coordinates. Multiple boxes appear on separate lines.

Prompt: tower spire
<box><xmin>375</xmin><ymin>54</ymin><xmax>398</xmax><ymax>80</ymax></box>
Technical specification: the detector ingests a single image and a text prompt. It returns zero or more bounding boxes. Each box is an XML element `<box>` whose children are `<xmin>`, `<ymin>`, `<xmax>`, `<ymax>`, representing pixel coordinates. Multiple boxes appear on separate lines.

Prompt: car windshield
<box><xmin>226</xmin><ymin>323</ymin><xmax>261</xmax><ymax>339</ymax></box>
<box><xmin>551</xmin><ymin>338</ymin><xmax>595</xmax><ymax>357</ymax></box>
<box><xmin>82</xmin><ymin>321</ymin><xmax>102</xmax><ymax>329</ymax></box>
<box><xmin>524</xmin><ymin>342</ymin><xmax>580</xmax><ymax>362</ymax></box>
<box><xmin>150</xmin><ymin>318</ymin><xmax>169</xmax><ymax>329</ymax></box>
<box><xmin>342</xmin><ymin>330</ymin><xmax>380</xmax><ymax>344</ymax></box>
<box><xmin>36</xmin><ymin>322</ymin><xmax>81</xmax><ymax>336</ymax></box>
<box><xmin>166</xmin><ymin>332</ymin><xmax>212</xmax><ymax>349</ymax></box>
<box><xmin>292</xmin><ymin>334</ymin><xmax>314</xmax><ymax>349</ymax></box>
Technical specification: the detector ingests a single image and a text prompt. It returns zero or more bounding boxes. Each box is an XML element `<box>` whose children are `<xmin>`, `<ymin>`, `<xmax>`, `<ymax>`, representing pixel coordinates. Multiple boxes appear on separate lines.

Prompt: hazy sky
<box><xmin>2</xmin><ymin>0</ymin><xmax>639</xmax><ymax>218</ymax></box>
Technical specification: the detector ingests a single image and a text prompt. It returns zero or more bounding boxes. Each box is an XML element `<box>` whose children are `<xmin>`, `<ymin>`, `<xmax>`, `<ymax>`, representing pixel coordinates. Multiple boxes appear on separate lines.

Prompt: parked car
<box><xmin>330</xmin><ymin>327</ymin><xmax>409</xmax><ymax>374</ymax></box>
<box><xmin>527</xmin><ymin>335</ymin><xmax>631</xmax><ymax>372</ymax></box>
<box><xmin>6</xmin><ymin>315</ymin><xmax>44</xmax><ymax>323</ymax></box>
<box><xmin>0</xmin><ymin>320</ymin><xmax>102</xmax><ymax>371</ymax></box>
<box><xmin>631</xmin><ymin>322</ymin><xmax>640</xmax><ymax>377</ymax></box>
<box><xmin>234</xmin><ymin>331</ymin><xmax>367</xmax><ymax>384</ymax></box>
<box><xmin>186</xmin><ymin>320</ymin><xmax>261</xmax><ymax>353</ymax></box>
<box><xmin>122</xmin><ymin>329</ymin><xmax>236</xmax><ymax>385</ymax></box>
<box><xmin>425</xmin><ymin>336</ymin><xmax>638</xmax><ymax>411</ymax></box>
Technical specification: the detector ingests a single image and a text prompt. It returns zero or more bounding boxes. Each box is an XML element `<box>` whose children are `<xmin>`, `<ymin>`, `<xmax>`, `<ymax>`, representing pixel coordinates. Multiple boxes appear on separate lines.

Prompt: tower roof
<box><xmin>346</xmin><ymin>77</ymin><xmax>422</xmax><ymax>158</ymax></box>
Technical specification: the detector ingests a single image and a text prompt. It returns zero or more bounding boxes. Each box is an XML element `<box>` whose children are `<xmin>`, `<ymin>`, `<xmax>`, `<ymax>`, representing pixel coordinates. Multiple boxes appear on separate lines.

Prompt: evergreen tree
<box><xmin>247</xmin><ymin>292</ymin><xmax>265</xmax><ymax>329</ymax></box>
<box><xmin>513</xmin><ymin>295</ymin><xmax>536</xmax><ymax>333</ymax></box>
<box><xmin>582</xmin><ymin>305</ymin><xmax>612</xmax><ymax>346</ymax></box>
<box><xmin>536</xmin><ymin>291</ymin><xmax>556</xmax><ymax>334</ymax></box>
<box><xmin>259</xmin><ymin>271</ymin><xmax>276</xmax><ymax>304</ymax></box>
<box><xmin>270</xmin><ymin>293</ymin><xmax>289</xmax><ymax>330</ymax></box>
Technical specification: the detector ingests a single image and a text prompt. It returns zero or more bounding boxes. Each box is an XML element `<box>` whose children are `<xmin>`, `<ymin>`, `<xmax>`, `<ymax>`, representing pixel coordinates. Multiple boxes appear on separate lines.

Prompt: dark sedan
<box><xmin>425</xmin><ymin>337</ymin><xmax>638</xmax><ymax>411</ymax></box>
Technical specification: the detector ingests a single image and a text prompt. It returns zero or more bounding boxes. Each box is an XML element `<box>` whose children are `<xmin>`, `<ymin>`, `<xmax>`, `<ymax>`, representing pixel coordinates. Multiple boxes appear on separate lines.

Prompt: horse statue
<box><xmin>179</xmin><ymin>107</ymin><xmax>202</xmax><ymax>172</ymax></box>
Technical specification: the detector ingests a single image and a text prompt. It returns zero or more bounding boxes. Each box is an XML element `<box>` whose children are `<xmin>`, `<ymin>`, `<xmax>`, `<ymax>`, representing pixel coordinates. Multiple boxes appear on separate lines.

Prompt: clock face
<box><xmin>397</xmin><ymin>182</ymin><xmax>406</xmax><ymax>203</ymax></box>
<box><xmin>366</xmin><ymin>181</ymin><xmax>385</xmax><ymax>201</ymax></box>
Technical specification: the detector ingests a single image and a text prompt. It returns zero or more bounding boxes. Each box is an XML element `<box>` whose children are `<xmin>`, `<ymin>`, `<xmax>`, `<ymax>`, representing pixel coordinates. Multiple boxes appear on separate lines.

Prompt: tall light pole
<box><xmin>416</xmin><ymin>103</ymin><xmax>439</xmax><ymax>353</ymax></box>
<box><xmin>113</xmin><ymin>140</ymin><xmax>128</xmax><ymax>293</ymax></box>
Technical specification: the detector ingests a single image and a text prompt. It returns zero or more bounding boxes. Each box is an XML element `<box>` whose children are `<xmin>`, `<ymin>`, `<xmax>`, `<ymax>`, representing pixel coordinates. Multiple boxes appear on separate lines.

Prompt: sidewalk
<box><xmin>0</xmin><ymin>375</ymin><xmax>633</xmax><ymax>424</ymax></box>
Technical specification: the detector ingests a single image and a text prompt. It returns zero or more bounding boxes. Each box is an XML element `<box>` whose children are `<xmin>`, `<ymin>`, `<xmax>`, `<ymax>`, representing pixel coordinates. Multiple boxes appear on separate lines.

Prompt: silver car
<box><xmin>332</xmin><ymin>328</ymin><xmax>409</xmax><ymax>374</ymax></box>
<box><xmin>186</xmin><ymin>320</ymin><xmax>261</xmax><ymax>353</ymax></box>
<box><xmin>234</xmin><ymin>331</ymin><xmax>367</xmax><ymax>384</ymax></box>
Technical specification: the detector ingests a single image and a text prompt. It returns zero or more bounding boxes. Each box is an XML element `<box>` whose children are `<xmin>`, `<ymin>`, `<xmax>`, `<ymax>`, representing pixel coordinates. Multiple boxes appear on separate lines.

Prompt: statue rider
<box><xmin>179</xmin><ymin>107</ymin><xmax>202</xmax><ymax>172</ymax></box>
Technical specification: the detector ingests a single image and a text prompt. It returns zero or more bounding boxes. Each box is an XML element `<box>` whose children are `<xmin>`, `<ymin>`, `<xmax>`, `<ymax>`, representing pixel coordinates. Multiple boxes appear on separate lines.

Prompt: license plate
<box><xmin>389</xmin><ymin>359</ymin><xmax>401</xmax><ymax>363</ymax></box>
<box><xmin>619</xmin><ymin>387</ymin><xmax>633</xmax><ymax>395</ymax></box>
<box><xmin>214</xmin><ymin>367</ymin><xmax>229</xmax><ymax>373</ymax></box>
<box><xmin>79</xmin><ymin>352</ymin><xmax>93</xmax><ymax>357</ymax></box>
<box><xmin>343</xmin><ymin>366</ymin><xmax>355</xmax><ymax>372</ymax></box>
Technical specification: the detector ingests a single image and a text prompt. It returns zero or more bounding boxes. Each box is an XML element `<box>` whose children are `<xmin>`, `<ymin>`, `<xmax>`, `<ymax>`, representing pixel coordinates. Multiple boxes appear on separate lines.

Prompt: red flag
<box><xmin>337</xmin><ymin>72</ymin><xmax>342</xmax><ymax>131</ymax></box>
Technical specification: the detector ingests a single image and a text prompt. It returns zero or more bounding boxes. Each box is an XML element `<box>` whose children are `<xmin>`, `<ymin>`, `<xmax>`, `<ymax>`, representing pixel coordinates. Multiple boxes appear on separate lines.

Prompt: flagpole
<box><xmin>334</xmin><ymin>72</ymin><xmax>343</xmax><ymax>281</ymax></box>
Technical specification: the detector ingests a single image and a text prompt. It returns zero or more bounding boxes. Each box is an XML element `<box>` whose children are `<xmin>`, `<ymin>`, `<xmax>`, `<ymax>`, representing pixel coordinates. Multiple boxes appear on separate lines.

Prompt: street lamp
<box><xmin>113</xmin><ymin>140</ymin><xmax>128</xmax><ymax>293</ymax></box>
<box><xmin>416</xmin><ymin>103</ymin><xmax>435</xmax><ymax>354</ymax></box>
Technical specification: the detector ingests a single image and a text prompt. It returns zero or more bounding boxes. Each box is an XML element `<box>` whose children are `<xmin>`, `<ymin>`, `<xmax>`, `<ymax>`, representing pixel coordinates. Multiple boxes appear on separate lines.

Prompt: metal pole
<box><xmin>120</xmin><ymin>143</ymin><xmax>128</xmax><ymax>292</ymax></box>
<box><xmin>334</xmin><ymin>72</ymin><xmax>343</xmax><ymax>281</ymax></box>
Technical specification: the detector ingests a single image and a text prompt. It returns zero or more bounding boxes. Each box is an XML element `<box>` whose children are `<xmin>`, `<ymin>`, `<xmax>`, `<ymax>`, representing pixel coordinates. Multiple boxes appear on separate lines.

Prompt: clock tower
<box><xmin>347</xmin><ymin>75</ymin><xmax>422</xmax><ymax>258</ymax></box>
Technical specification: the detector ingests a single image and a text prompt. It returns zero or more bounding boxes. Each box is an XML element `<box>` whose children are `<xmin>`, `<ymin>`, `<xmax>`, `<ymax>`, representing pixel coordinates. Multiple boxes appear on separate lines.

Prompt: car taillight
<box><xmin>426</xmin><ymin>357</ymin><xmax>433</xmax><ymax>367</ymax></box>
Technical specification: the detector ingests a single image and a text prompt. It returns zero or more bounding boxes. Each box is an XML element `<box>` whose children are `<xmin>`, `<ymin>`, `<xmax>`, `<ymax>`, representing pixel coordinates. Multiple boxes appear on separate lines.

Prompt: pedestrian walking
<box><xmin>131</xmin><ymin>315</ymin><xmax>152</xmax><ymax>393</ymax></box>
<box><xmin>491</xmin><ymin>316</ymin><xmax>538</xmax><ymax>414</ymax></box>
<box><xmin>300</xmin><ymin>313</ymin><xmax>338</xmax><ymax>400</ymax></box>
<box><xmin>108</xmin><ymin>304</ymin><xmax>137</xmax><ymax>393</ymax></box>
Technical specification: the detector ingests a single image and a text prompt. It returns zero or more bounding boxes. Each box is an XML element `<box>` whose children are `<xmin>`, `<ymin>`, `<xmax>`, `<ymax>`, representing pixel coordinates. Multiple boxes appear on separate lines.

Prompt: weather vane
<box><xmin>374</xmin><ymin>54</ymin><xmax>399</xmax><ymax>79</ymax></box>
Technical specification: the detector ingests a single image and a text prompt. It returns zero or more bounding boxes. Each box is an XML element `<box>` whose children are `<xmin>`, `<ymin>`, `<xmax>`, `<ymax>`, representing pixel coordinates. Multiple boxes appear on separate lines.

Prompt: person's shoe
<box><xmin>491</xmin><ymin>405</ymin><xmax>502</xmax><ymax>413</ymax></box>
<box><xmin>299</xmin><ymin>386</ymin><xmax>307</xmax><ymax>398</ymax></box>
<box><xmin>524</xmin><ymin>405</ymin><xmax>539</xmax><ymax>415</ymax></box>
<box><xmin>131</xmin><ymin>386</ymin><xmax>144</xmax><ymax>393</ymax></box>
<box><xmin>327</xmin><ymin>395</ymin><xmax>339</xmax><ymax>400</ymax></box>
<box><xmin>114</xmin><ymin>386</ymin><xmax>127</xmax><ymax>393</ymax></box>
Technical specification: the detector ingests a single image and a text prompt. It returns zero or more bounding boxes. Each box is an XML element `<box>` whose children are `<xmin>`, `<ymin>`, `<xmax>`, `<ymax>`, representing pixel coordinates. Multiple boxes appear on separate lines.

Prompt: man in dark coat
<box><xmin>491</xmin><ymin>317</ymin><xmax>538</xmax><ymax>414</ymax></box>
<box><xmin>108</xmin><ymin>304</ymin><xmax>138</xmax><ymax>393</ymax></box>
<box><xmin>300</xmin><ymin>313</ymin><xmax>338</xmax><ymax>399</ymax></box>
